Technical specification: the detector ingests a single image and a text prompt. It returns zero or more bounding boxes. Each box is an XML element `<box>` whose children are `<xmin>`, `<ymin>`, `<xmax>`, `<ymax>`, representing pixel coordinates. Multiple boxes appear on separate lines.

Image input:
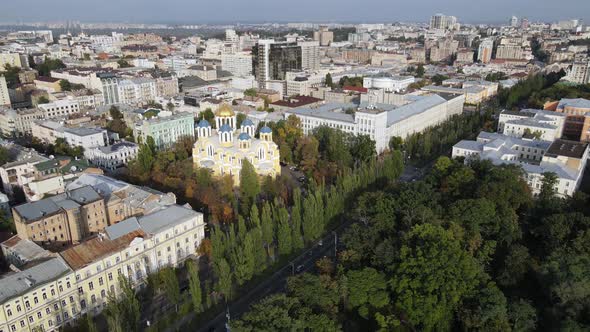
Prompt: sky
<box><xmin>1</xmin><ymin>0</ymin><xmax>589</xmax><ymax>24</ymax></box>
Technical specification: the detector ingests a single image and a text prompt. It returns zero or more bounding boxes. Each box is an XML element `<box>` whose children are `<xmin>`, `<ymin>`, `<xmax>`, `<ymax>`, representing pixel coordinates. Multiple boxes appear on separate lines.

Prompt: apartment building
<box><xmin>38</xmin><ymin>100</ymin><xmax>81</xmax><ymax>119</ymax></box>
<box><xmin>117</xmin><ymin>78</ymin><xmax>157</xmax><ymax>106</ymax></box>
<box><xmin>0</xmin><ymin>108</ymin><xmax>45</xmax><ymax>137</ymax></box>
<box><xmin>133</xmin><ymin>112</ymin><xmax>194</xmax><ymax>150</ymax></box>
<box><xmin>0</xmin><ymin>147</ymin><xmax>48</xmax><ymax>196</ymax></box>
<box><xmin>0</xmin><ymin>202</ymin><xmax>205</xmax><ymax>332</ymax></box>
<box><xmin>0</xmin><ymin>53</ymin><xmax>23</xmax><ymax>69</ymax></box>
<box><xmin>0</xmin><ymin>77</ymin><xmax>10</xmax><ymax>107</ymax></box>
<box><xmin>297</xmin><ymin>41</ymin><xmax>320</xmax><ymax>71</ymax></box>
<box><xmin>221</xmin><ymin>52</ymin><xmax>253</xmax><ymax>77</ymax></box>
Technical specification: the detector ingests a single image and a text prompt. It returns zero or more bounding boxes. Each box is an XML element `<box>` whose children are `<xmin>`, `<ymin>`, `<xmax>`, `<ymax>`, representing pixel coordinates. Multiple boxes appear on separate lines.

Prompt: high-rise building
<box><xmin>313</xmin><ymin>26</ymin><xmax>334</xmax><ymax>46</ymax></box>
<box><xmin>297</xmin><ymin>40</ymin><xmax>320</xmax><ymax>71</ymax></box>
<box><xmin>566</xmin><ymin>59</ymin><xmax>590</xmax><ymax>84</ymax></box>
<box><xmin>430</xmin><ymin>13</ymin><xmax>458</xmax><ymax>30</ymax></box>
<box><xmin>510</xmin><ymin>16</ymin><xmax>519</xmax><ymax>27</ymax></box>
<box><xmin>495</xmin><ymin>45</ymin><xmax>524</xmax><ymax>60</ymax></box>
<box><xmin>221</xmin><ymin>52</ymin><xmax>253</xmax><ymax>77</ymax></box>
<box><xmin>252</xmin><ymin>39</ymin><xmax>302</xmax><ymax>89</ymax></box>
<box><xmin>0</xmin><ymin>76</ymin><xmax>10</xmax><ymax>107</ymax></box>
<box><xmin>478</xmin><ymin>39</ymin><xmax>494</xmax><ymax>64</ymax></box>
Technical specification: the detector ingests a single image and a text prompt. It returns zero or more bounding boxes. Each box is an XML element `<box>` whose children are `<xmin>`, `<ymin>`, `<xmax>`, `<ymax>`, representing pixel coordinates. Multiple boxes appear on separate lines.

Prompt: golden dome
<box><xmin>216</xmin><ymin>103</ymin><xmax>235</xmax><ymax>117</ymax></box>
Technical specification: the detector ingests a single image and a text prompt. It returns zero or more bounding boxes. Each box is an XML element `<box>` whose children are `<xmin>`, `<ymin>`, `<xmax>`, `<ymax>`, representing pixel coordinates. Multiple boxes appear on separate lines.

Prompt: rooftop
<box><xmin>59</xmin><ymin>230</ymin><xmax>146</xmax><ymax>270</ymax></box>
<box><xmin>546</xmin><ymin>139</ymin><xmax>589</xmax><ymax>159</ymax></box>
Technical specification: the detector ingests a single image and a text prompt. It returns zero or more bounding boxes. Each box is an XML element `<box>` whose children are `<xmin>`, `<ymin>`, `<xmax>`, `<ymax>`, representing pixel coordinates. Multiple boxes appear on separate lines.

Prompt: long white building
<box><xmin>498</xmin><ymin>109</ymin><xmax>566</xmax><ymax>141</ymax></box>
<box><xmin>453</xmin><ymin>132</ymin><xmax>589</xmax><ymax>197</ymax></box>
<box><xmin>286</xmin><ymin>93</ymin><xmax>465</xmax><ymax>152</ymax></box>
<box><xmin>363</xmin><ymin>74</ymin><xmax>415</xmax><ymax>92</ymax></box>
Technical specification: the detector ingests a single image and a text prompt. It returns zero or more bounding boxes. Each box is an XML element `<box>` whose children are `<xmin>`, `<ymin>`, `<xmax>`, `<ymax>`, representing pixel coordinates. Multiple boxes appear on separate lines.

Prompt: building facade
<box><xmin>133</xmin><ymin>112</ymin><xmax>194</xmax><ymax>150</ymax></box>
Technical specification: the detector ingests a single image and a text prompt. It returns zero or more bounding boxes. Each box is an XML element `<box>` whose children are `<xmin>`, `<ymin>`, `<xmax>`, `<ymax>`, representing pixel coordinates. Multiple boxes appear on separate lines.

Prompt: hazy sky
<box><xmin>1</xmin><ymin>0</ymin><xmax>589</xmax><ymax>24</ymax></box>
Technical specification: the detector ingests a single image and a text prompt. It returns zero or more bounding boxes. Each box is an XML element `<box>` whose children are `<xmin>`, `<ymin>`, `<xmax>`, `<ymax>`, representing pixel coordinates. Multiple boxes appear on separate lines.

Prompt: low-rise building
<box><xmin>38</xmin><ymin>100</ymin><xmax>81</xmax><ymax>119</ymax></box>
<box><xmin>453</xmin><ymin>132</ymin><xmax>588</xmax><ymax>197</ymax></box>
<box><xmin>363</xmin><ymin>74</ymin><xmax>415</xmax><ymax>93</ymax></box>
<box><xmin>499</xmin><ymin>109</ymin><xmax>566</xmax><ymax>141</ymax></box>
<box><xmin>133</xmin><ymin>112</ymin><xmax>194</xmax><ymax>150</ymax></box>
<box><xmin>84</xmin><ymin>141</ymin><xmax>139</xmax><ymax>171</ymax></box>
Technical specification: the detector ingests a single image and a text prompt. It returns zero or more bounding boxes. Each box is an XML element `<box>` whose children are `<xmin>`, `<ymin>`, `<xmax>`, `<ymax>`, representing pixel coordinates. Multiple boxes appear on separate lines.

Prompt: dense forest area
<box><xmin>234</xmin><ymin>157</ymin><xmax>590</xmax><ymax>331</ymax></box>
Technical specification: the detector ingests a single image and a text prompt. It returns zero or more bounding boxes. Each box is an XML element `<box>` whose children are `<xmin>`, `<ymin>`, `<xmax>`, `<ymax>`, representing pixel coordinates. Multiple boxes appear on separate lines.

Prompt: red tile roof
<box><xmin>343</xmin><ymin>86</ymin><xmax>368</xmax><ymax>93</ymax></box>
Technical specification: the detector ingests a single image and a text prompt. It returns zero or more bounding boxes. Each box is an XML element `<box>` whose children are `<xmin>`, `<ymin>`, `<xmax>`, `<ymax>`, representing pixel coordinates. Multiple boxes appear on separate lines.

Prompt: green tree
<box><xmin>117</xmin><ymin>59</ymin><xmax>133</xmax><ymax>68</ymax></box>
<box><xmin>240</xmin><ymin>159</ymin><xmax>260</xmax><ymax>213</ymax></box>
<box><xmin>416</xmin><ymin>64</ymin><xmax>425</xmax><ymax>78</ymax></box>
<box><xmin>458</xmin><ymin>281</ymin><xmax>510</xmax><ymax>331</ymax></box>
<box><xmin>276</xmin><ymin>206</ymin><xmax>293</xmax><ymax>256</ymax></box>
<box><xmin>261</xmin><ymin>201</ymin><xmax>274</xmax><ymax>249</ymax></box>
<box><xmin>59</xmin><ymin>79</ymin><xmax>72</xmax><ymax>91</ymax></box>
<box><xmin>325</xmin><ymin>73</ymin><xmax>334</xmax><ymax>88</ymax></box>
<box><xmin>119</xmin><ymin>274</ymin><xmax>141</xmax><ymax>331</ymax></box>
<box><xmin>349</xmin><ymin>134</ymin><xmax>376</xmax><ymax>163</ymax></box>
<box><xmin>508</xmin><ymin>299</ymin><xmax>537</xmax><ymax>332</ymax></box>
<box><xmin>186</xmin><ymin>260</ymin><xmax>203</xmax><ymax>314</ymax></box>
<box><xmin>232</xmin><ymin>231</ymin><xmax>255</xmax><ymax>285</ymax></box>
<box><xmin>389</xmin><ymin>223</ymin><xmax>480</xmax><ymax>330</ymax></box>
<box><xmin>540</xmin><ymin>171</ymin><xmax>558</xmax><ymax>200</ymax></box>
<box><xmin>232</xmin><ymin>294</ymin><xmax>303</xmax><ymax>331</ymax></box>
<box><xmin>244</xmin><ymin>88</ymin><xmax>257</xmax><ymax>97</ymax></box>
<box><xmin>160</xmin><ymin>268</ymin><xmax>181</xmax><ymax>312</ymax></box>
<box><xmin>291</xmin><ymin>188</ymin><xmax>304</xmax><ymax>250</ymax></box>
<box><xmin>345</xmin><ymin>268</ymin><xmax>390</xmax><ymax>319</ymax></box>
<box><xmin>215</xmin><ymin>258</ymin><xmax>233</xmax><ymax>300</ymax></box>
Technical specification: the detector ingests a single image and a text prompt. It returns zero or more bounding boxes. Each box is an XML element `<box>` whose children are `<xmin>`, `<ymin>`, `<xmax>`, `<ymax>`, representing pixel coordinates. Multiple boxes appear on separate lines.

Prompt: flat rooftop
<box><xmin>546</xmin><ymin>139</ymin><xmax>589</xmax><ymax>159</ymax></box>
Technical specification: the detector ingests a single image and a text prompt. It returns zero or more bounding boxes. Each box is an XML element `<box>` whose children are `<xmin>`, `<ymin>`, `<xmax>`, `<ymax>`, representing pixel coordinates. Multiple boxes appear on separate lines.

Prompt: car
<box><xmin>298</xmin><ymin>176</ymin><xmax>306</xmax><ymax>182</ymax></box>
<box><xmin>318</xmin><ymin>240</ymin><xmax>323</xmax><ymax>246</ymax></box>
<box><xmin>295</xmin><ymin>265</ymin><xmax>305</xmax><ymax>273</ymax></box>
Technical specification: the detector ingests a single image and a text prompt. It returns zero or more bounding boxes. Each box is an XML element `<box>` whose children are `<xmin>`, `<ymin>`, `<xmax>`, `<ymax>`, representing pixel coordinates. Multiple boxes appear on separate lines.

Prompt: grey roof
<box><xmin>67</xmin><ymin>186</ymin><xmax>102</xmax><ymax>204</ymax></box>
<box><xmin>62</xmin><ymin>127</ymin><xmax>105</xmax><ymax>137</ymax></box>
<box><xmin>138</xmin><ymin>205</ymin><xmax>199</xmax><ymax>235</ymax></box>
<box><xmin>0</xmin><ymin>257</ymin><xmax>72</xmax><ymax>303</ymax></box>
<box><xmin>386</xmin><ymin>94</ymin><xmax>446</xmax><ymax>126</ymax></box>
<box><xmin>557</xmin><ymin>98</ymin><xmax>590</xmax><ymax>110</ymax></box>
<box><xmin>287</xmin><ymin>103</ymin><xmax>358</xmax><ymax>124</ymax></box>
<box><xmin>106</xmin><ymin>217</ymin><xmax>140</xmax><ymax>240</ymax></box>
<box><xmin>14</xmin><ymin>199</ymin><xmax>61</xmax><ymax>222</ymax></box>
<box><xmin>97</xmin><ymin>141</ymin><xmax>138</xmax><ymax>154</ymax></box>
<box><xmin>505</xmin><ymin>118</ymin><xmax>557</xmax><ymax>130</ymax></box>
<box><xmin>454</xmin><ymin>140</ymin><xmax>485</xmax><ymax>151</ymax></box>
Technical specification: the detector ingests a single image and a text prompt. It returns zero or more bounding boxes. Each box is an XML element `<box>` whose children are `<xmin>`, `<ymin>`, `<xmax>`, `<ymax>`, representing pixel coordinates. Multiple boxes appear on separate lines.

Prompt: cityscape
<box><xmin>0</xmin><ymin>2</ymin><xmax>590</xmax><ymax>331</ymax></box>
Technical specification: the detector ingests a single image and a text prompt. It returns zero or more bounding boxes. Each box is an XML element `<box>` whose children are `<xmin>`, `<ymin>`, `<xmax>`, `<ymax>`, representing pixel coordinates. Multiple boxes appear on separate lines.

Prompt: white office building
<box><xmin>286</xmin><ymin>93</ymin><xmax>465</xmax><ymax>152</ymax></box>
<box><xmin>38</xmin><ymin>100</ymin><xmax>81</xmax><ymax>119</ymax></box>
<box><xmin>84</xmin><ymin>141</ymin><xmax>139</xmax><ymax>171</ymax></box>
<box><xmin>363</xmin><ymin>74</ymin><xmax>415</xmax><ymax>92</ymax></box>
<box><xmin>498</xmin><ymin>109</ymin><xmax>566</xmax><ymax>141</ymax></box>
<box><xmin>453</xmin><ymin>132</ymin><xmax>588</xmax><ymax>197</ymax></box>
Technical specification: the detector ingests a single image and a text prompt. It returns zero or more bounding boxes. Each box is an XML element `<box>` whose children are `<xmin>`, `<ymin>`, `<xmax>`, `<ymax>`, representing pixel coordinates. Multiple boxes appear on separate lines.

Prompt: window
<box><xmin>88</xmin><ymin>282</ymin><xmax>94</xmax><ymax>290</ymax></box>
<box><xmin>59</xmin><ymin>285</ymin><xmax>63</xmax><ymax>292</ymax></box>
<box><xmin>101</xmin><ymin>290</ymin><xmax>106</xmax><ymax>298</ymax></box>
<box><xmin>66</xmin><ymin>281</ymin><xmax>71</xmax><ymax>288</ymax></box>
<box><xmin>91</xmin><ymin>295</ymin><xmax>96</xmax><ymax>304</ymax></box>
<box><xmin>108</xmin><ymin>272</ymin><xmax>113</xmax><ymax>281</ymax></box>
<box><xmin>56</xmin><ymin>315</ymin><xmax>61</xmax><ymax>323</ymax></box>
<box><xmin>80</xmin><ymin>300</ymin><xmax>86</xmax><ymax>309</ymax></box>
<box><xmin>28</xmin><ymin>316</ymin><xmax>33</xmax><ymax>323</ymax></box>
<box><xmin>64</xmin><ymin>312</ymin><xmax>69</xmax><ymax>319</ymax></box>
<box><xmin>20</xmin><ymin>321</ymin><xmax>25</xmax><ymax>328</ymax></box>
<box><xmin>51</xmin><ymin>289</ymin><xmax>55</xmax><ymax>296</ymax></box>
<box><xmin>37</xmin><ymin>312</ymin><xmax>42</xmax><ymax>319</ymax></box>
<box><xmin>16</xmin><ymin>305</ymin><xmax>21</xmax><ymax>312</ymax></box>
<box><xmin>46</xmin><ymin>308</ymin><xmax>50</xmax><ymax>314</ymax></box>
<box><xmin>99</xmin><ymin>277</ymin><xmax>104</xmax><ymax>286</ymax></box>
<box><xmin>25</xmin><ymin>301</ymin><xmax>30</xmax><ymax>309</ymax></box>
<box><xmin>43</xmin><ymin>293</ymin><xmax>47</xmax><ymax>300</ymax></box>
<box><xmin>54</xmin><ymin>304</ymin><xmax>58</xmax><ymax>311</ymax></box>
<box><xmin>69</xmin><ymin>296</ymin><xmax>74</xmax><ymax>303</ymax></box>
<box><xmin>6</xmin><ymin>309</ymin><xmax>12</xmax><ymax>317</ymax></box>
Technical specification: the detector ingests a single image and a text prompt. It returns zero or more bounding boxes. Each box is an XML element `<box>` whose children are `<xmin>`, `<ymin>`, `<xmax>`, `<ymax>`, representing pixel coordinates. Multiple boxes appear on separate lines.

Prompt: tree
<box><xmin>431</xmin><ymin>74</ymin><xmax>449</xmax><ymax>85</ymax></box>
<box><xmin>59</xmin><ymin>79</ymin><xmax>73</xmax><ymax>91</ymax></box>
<box><xmin>276</xmin><ymin>206</ymin><xmax>293</xmax><ymax>256</ymax></box>
<box><xmin>240</xmin><ymin>159</ymin><xmax>260</xmax><ymax>213</ymax></box>
<box><xmin>540</xmin><ymin>172</ymin><xmax>558</xmax><ymax>200</ymax></box>
<box><xmin>389</xmin><ymin>223</ymin><xmax>480</xmax><ymax>330</ymax></box>
<box><xmin>232</xmin><ymin>231</ymin><xmax>255</xmax><ymax>285</ymax></box>
<box><xmin>117</xmin><ymin>59</ymin><xmax>132</xmax><ymax>68</ymax></box>
<box><xmin>382</xmin><ymin>151</ymin><xmax>404</xmax><ymax>182</ymax></box>
<box><xmin>232</xmin><ymin>294</ymin><xmax>303</xmax><ymax>331</ymax></box>
<box><xmin>345</xmin><ymin>268</ymin><xmax>389</xmax><ymax>319</ymax></box>
<box><xmin>84</xmin><ymin>313</ymin><xmax>98</xmax><ymax>332</ymax></box>
<box><xmin>325</xmin><ymin>73</ymin><xmax>334</xmax><ymax>88</ymax></box>
<box><xmin>215</xmin><ymin>258</ymin><xmax>233</xmax><ymax>300</ymax></box>
<box><xmin>388</xmin><ymin>136</ymin><xmax>403</xmax><ymax>150</ymax></box>
<box><xmin>261</xmin><ymin>201</ymin><xmax>274</xmax><ymax>249</ymax></box>
<box><xmin>159</xmin><ymin>268</ymin><xmax>181</xmax><ymax>312</ymax></box>
<box><xmin>508</xmin><ymin>299</ymin><xmax>537</xmax><ymax>332</ymax></box>
<box><xmin>187</xmin><ymin>260</ymin><xmax>204</xmax><ymax>314</ymax></box>
<box><xmin>37</xmin><ymin>59</ymin><xmax>66</xmax><ymax>76</ymax></box>
<box><xmin>37</xmin><ymin>96</ymin><xmax>50</xmax><ymax>104</ymax></box>
<box><xmin>416</xmin><ymin>64</ymin><xmax>425</xmax><ymax>78</ymax></box>
<box><xmin>117</xmin><ymin>274</ymin><xmax>140</xmax><ymax>332</ymax></box>
<box><xmin>457</xmin><ymin>281</ymin><xmax>510</xmax><ymax>331</ymax></box>
<box><xmin>291</xmin><ymin>188</ymin><xmax>304</xmax><ymax>250</ymax></box>
<box><xmin>244</xmin><ymin>88</ymin><xmax>257</xmax><ymax>97</ymax></box>
<box><xmin>349</xmin><ymin>134</ymin><xmax>376</xmax><ymax>163</ymax></box>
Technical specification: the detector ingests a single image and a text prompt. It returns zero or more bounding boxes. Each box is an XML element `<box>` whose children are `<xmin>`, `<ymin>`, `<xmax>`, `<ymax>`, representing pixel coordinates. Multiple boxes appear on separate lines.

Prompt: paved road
<box><xmin>190</xmin><ymin>166</ymin><xmax>426</xmax><ymax>332</ymax></box>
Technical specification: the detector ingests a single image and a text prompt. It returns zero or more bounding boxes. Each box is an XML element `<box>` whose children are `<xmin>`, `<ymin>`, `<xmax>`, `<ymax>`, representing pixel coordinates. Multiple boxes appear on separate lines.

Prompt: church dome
<box><xmin>238</xmin><ymin>132</ymin><xmax>251</xmax><ymax>140</ymax></box>
<box><xmin>197</xmin><ymin>119</ymin><xmax>210</xmax><ymax>128</ymax></box>
<box><xmin>219</xmin><ymin>123</ymin><xmax>233</xmax><ymax>132</ymax></box>
<box><xmin>216</xmin><ymin>103</ymin><xmax>235</xmax><ymax>117</ymax></box>
<box><xmin>241</xmin><ymin>118</ymin><xmax>254</xmax><ymax>127</ymax></box>
<box><xmin>260</xmin><ymin>126</ymin><xmax>272</xmax><ymax>134</ymax></box>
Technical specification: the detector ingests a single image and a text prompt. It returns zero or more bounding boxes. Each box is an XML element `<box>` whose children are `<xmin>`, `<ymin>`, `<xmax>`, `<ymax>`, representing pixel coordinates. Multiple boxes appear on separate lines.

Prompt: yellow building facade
<box><xmin>192</xmin><ymin>104</ymin><xmax>281</xmax><ymax>185</ymax></box>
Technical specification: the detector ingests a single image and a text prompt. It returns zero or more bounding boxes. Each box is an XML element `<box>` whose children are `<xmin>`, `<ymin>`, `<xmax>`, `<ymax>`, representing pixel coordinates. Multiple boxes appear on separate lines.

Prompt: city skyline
<box><xmin>1</xmin><ymin>0</ymin><xmax>589</xmax><ymax>24</ymax></box>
